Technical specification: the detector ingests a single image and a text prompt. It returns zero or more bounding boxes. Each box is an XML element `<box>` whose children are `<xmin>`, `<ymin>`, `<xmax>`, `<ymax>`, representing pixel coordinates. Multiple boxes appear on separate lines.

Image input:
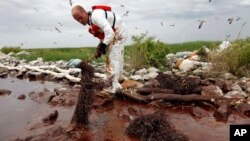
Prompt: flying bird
<box><xmin>58</xmin><ymin>22</ymin><xmax>63</xmax><ymax>26</ymax></box>
<box><xmin>236</xmin><ymin>17</ymin><xmax>241</xmax><ymax>21</ymax></box>
<box><xmin>25</xmin><ymin>24</ymin><xmax>31</xmax><ymax>29</ymax></box>
<box><xmin>123</xmin><ymin>11</ymin><xmax>129</xmax><ymax>16</ymax></box>
<box><xmin>68</xmin><ymin>0</ymin><xmax>73</xmax><ymax>6</ymax></box>
<box><xmin>54</xmin><ymin>27</ymin><xmax>61</xmax><ymax>33</ymax></box>
<box><xmin>33</xmin><ymin>8</ymin><xmax>39</xmax><ymax>11</ymax></box>
<box><xmin>214</xmin><ymin>17</ymin><xmax>219</xmax><ymax>20</ymax></box>
<box><xmin>198</xmin><ymin>20</ymin><xmax>206</xmax><ymax>29</ymax></box>
<box><xmin>120</xmin><ymin>4</ymin><xmax>125</xmax><ymax>7</ymax></box>
<box><xmin>227</xmin><ymin>18</ymin><xmax>234</xmax><ymax>24</ymax></box>
<box><xmin>209</xmin><ymin>0</ymin><xmax>212</xmax><ymax>2</ymax></box>
<box><xmin>53</xmin><ymin>41</ymin><xmax>57</xmax><ymax>45</ymax></box>
<box><xmin>161</xmin><ymin>22</ymin><xmax>164</xmax><ymax>26</ymax></box>
<box><xmin>170</xmin><ymin>23</ymin><xmax>175</xmax><ymax>26</ymax></box>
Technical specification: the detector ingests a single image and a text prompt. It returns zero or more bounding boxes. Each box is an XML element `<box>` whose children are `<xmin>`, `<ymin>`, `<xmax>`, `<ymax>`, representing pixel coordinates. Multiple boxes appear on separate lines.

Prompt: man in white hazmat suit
<box><xmin>71</xmin><ymin>5</ymin><xmax>128</xmax><ymax>94</ymax></box>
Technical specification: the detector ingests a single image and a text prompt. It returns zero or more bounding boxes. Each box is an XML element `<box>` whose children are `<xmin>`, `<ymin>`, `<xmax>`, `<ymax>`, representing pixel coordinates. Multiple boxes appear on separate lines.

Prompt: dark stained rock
<box><xmin>0</xmin><ymin>72</ymin><xmax>8</xmax><ymax>78</ymax></box>
<box><xmin>0</xmin><ymin>89</ymin><xmax>11</xmax><ymax>96</ymax></box>
<box><xmin>201</xmin><ymin>85</ymin><xmax>223</xmax><ymax>97</ymax></box>
<box><xmin>27</xmin><ymin>71</ymin><xmax>45</xmax><ymax>81</ymax></box>
<box><xmin>17</xmin><ymin>94</ymin><xmax>26</xmax><ymax>100</ymax></box>
<box><xmin>49</xmin><ymin>88</ymin><xmax>79</xmax><ymax>106</ymax></box>
<box><xmin>92</xmin><ymin>96</ymin><xmax>113</xmax><ymax>109</ymax></box>
<box><xmin>16</xmin><ymin>70</ymin><xmax>26</xmax><ymax>79</ymax></box>
<box><xmin>223</xmin><ymin>81</ymin><xmax>233</xmax><ymax>92</ymax></box>
<box><xmin>29</xmin><ymin>88</ymin><xmax>56</xmax><ymax>103</ymax></box>
<box><xmin>213</xmin><ymin>103</ymin><xmax>231</xmax><ymax>122</ymax></box>
<box><xmin>42</xmin><ymin>110</ymin><xmax>58</xmax><ymax>124</ymax></box>
<box><xmin>200</xmin><ymin>79</ymin><xmax>213</xmax><ymax>86</ymax></box>
<box><xmin>235</xmin><ymin>103</ymin><xmax>250</xmax><ymax>117</ymax></box>
<box><xmin>224</xmin><ymin>91</ymin><xmax>247</xmax><ymax>99</ymax></box>
<box><xmin>9</xmin><ymin>70</ymin><xmax>18</xmax><ymax>77</ymax></box>
<box><xmin>215</xmin><ymin>79</ymin><xmax>225</xmax><ymax>90</ymax></box>
<box><xmin>190</xmin><ymin>106</ymin><xmax>209</xmax><ymax>119</ymax></box>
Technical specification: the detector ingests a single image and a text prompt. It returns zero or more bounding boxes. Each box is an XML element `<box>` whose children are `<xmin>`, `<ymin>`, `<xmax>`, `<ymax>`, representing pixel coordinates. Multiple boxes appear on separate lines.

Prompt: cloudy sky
<box><xmin>1</xmin><ymin>0</ymin><xmax>250</xmax><ymax>48</ymax></box>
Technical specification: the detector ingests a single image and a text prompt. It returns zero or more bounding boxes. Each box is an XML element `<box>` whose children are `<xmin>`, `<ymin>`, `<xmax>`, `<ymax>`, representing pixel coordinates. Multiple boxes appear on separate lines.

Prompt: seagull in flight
<box><xmin>68</xmin><ymin>0</ymin><xmax>73</xmax><ymax>6</ymax></box>
<box><xmin>236</xmin><ymin>17</ymin><xmax>241</xmax><ymax>21</ymax></box>
<box><xmin>55</xmin><ymin>27</ymin><xmax>61</xmax><ymax>33</ymax></box>
<box><xmin>227</xmin><ymin>18</ymin><xmax>234</xmax><ymax>24</ymax></box>
<box><xmin>58</xmin><ymin>22</ymin><xmax>63</xmax><ymax>26</ymax></box>
<box><xmin>198</xmin><ymin>20</ymin><xmax>206</xmax><ymax>29</ymax></box>
<box><xmin>123</xmin><ymin>11</ymin><xmax>129</xmax><ymax>16</ymax></box>
<box><xmin>33</xmin><ymin>8</ymin><xmax>39</xmax><ymax>11</ymax></box>
<box><xmin>170</xmin><ymin>23</ymin><xmax>175</xmax><ymax>26</ymax></box>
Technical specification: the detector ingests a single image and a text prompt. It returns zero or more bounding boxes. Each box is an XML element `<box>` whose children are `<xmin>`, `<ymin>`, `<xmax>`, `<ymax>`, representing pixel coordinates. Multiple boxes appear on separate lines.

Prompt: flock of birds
<box><xmin>20</xmin><ymin>0</ymin><xmax>246</xmax><ymax>46</ymax></box>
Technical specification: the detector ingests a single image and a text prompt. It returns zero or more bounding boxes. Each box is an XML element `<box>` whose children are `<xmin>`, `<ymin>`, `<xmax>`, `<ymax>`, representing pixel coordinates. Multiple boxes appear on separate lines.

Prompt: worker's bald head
<box><xmin>71</xmin><ymin>5</ymin><xmax>88</xmax><ymax>25</ymax></box>
<box><xmin>71</xmin><ymin>5</ymin><xmax>85</xmax><ymax>13</ymax></box>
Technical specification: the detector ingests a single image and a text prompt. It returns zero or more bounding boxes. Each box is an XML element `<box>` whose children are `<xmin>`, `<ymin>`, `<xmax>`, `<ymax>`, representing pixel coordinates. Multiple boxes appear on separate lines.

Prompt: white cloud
<box><xmin>240</xmin><ymin>0</ymin><xmax>250</xmax><ymax>6</ymax></box>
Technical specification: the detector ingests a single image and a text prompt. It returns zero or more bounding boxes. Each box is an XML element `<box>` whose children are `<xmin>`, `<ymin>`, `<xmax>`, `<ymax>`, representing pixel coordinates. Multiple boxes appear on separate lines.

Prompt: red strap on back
<box><xmin>92</xmin><ymin>5</ymin><xmax>112</xmax><ymax>11</ymax></box>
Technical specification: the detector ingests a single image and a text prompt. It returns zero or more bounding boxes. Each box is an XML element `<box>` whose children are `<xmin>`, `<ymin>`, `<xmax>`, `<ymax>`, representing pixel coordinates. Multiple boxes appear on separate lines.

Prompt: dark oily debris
<box><xmin>0</xmin><ymin>89</ymin><xmax>12</xmax><ymax>95</ymax></box>
<box><xmin>126</xmin><ymin>111</ymin><xmax>189</xmax><ymax>141</ymax></box>
<box><xmin>71</xmin><ymin>61</ymin><xmax>104</xmax><ymax>126</ymax></box>
<box><xmin>155</xmin><ymin>73</ymin><xmax>201</xmax><ymax>94</ymax></box>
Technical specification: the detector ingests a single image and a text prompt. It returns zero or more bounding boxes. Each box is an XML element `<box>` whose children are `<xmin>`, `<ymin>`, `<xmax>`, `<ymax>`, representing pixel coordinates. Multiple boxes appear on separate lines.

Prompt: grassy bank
<box><xmin>168</xmin><ymin>41</ymin><xmax>220</xmax><ymax>53</ymax></box>
<box><xmin>17</xmin><ymin>47</ymin><xmax>96</xmax><ymax>62</ymax></box>
<box><xmin>1</xmin><ymin>41</ymin><xmax>217</xmax><ymax>62</ymax></box>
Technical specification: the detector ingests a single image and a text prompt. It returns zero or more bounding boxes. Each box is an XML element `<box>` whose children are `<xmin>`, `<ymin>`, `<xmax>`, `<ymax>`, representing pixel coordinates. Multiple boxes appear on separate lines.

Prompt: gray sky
<box><xmin>0</xmin><ymin>0</ymin><xmax>250</xmax><ymax>48</ymax></box>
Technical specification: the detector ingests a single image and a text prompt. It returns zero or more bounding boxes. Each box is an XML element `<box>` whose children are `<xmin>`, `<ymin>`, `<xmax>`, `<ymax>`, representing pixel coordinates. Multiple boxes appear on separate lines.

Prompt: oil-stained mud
<box><xmin>1</xmin><ymin>67</ymin><xmax>250</xmax><ymax>141</ymax></box>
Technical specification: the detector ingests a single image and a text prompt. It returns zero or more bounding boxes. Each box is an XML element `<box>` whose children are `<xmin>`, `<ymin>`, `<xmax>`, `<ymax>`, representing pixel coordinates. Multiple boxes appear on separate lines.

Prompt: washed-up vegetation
<box><xmin>0</xmin><ymin>46</ymin><xmax>22</xmax><ymax>54</ymax></box>
<box><xmin>168</xmin><ymin>40</ymin><xmax>220</xmax><ymax>53</ymax></box>
<box><xmin>125</xmin><ymin>34</ymin><xmax>170</xmax><ymax>70</ymax></box>
<box><xmin>209</xmin><ymin>37</ymin><xmax>250</xmax><ymax>77</ymax></box>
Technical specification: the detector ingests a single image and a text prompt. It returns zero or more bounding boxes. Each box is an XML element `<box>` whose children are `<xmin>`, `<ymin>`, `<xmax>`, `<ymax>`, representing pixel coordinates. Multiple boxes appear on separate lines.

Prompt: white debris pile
<box><xmin>0</xmin><ymin>51</ymin><xmax>107</xmax><ymax>83</ymax></box>
<box><xmin>129</xmin><ymin>67</ymin><xmax>159</xmax><ymax>81</ymax></box>
<box><xmin>217</xmin><ymin>41</ymin><xmax>231</xmax><ymax>52</ymax></box>
<box><xmin>166</xmin><ymin>46</ymin><xmax>212</xmax><ymax>72</ymax></box>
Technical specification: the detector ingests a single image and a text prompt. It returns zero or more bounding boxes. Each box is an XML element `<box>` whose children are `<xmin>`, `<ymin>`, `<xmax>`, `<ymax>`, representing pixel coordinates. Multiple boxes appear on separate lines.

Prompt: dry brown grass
<box><xmin>208</xmin><ymin>38</ymin><xmax>250</xmax><ymax>77</ymax></box>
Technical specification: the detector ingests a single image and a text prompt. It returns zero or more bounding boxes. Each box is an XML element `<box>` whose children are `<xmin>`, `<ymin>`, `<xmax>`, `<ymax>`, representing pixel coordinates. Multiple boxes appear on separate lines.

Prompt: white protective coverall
<box><xmin>90</xmin><ymin>9</ymin><xmax>128</xmax><ymax>93</ymax></box>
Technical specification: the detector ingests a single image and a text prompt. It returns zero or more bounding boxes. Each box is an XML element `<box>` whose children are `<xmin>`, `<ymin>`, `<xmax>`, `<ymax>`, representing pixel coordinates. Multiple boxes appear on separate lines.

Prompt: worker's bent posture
<box><xmin>71</xmin><ymin>5</ymin><xmax>128</xmax><ymax>94</ymax></box>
